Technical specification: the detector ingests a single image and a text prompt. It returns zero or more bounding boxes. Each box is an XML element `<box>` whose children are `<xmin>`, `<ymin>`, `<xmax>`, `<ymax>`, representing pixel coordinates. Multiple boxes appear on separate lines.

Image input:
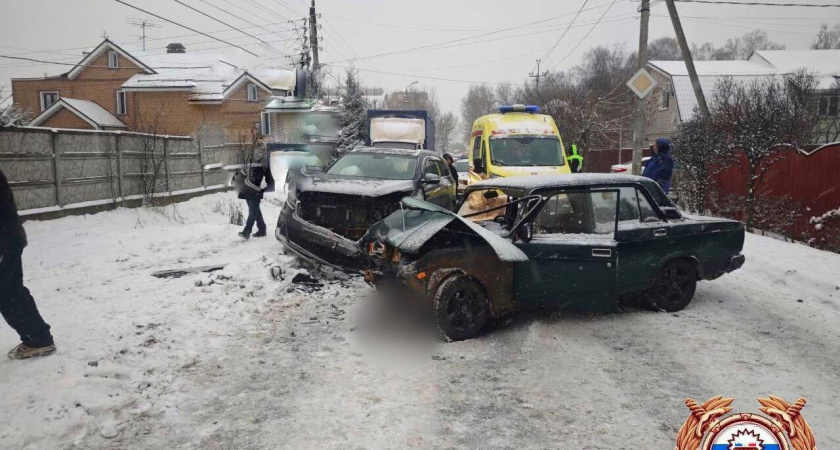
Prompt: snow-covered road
<box><xmin>1</xmin><ymin>192</ymin><xmax>839</xmax><ymax>449</ymax></box>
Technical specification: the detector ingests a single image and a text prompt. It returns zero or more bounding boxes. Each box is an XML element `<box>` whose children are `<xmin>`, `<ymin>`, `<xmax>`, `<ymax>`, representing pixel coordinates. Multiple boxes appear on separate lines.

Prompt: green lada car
<box><xmin>361</xmin><ymin>174</ymin><xmax>745</xmax><ymax>341</ymax></box>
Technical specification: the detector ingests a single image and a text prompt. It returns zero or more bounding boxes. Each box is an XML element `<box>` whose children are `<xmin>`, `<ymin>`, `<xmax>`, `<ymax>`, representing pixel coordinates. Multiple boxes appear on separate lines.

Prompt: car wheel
<box><xmin>646</xmin><ymin>259</ymin><xmax>697</xmax><ymax>312</ymax></box>
<box><xmin>433</xmin><ymin>275</ymin><xmax>489</xmax><ymax>342</ymax></box>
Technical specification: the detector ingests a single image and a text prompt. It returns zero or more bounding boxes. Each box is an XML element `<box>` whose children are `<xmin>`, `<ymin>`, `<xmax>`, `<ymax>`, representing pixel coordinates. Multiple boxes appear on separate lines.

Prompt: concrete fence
<box><xmin>0</xmin><ymin>126</ymin><xmax>247</xmax><ymax>217</ymax></box>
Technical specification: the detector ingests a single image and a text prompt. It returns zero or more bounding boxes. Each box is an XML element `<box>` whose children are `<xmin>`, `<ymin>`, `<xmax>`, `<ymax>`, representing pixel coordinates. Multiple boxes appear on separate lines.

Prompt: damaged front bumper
<box><xmin>275</xmin><ymin>200</ymin><xmax>366</xmax><ymax>271</ymax></box>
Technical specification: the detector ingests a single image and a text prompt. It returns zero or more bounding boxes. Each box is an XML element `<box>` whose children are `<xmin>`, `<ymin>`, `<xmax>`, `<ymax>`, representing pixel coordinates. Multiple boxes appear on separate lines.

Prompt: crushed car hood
<box><xmin>296</xmin><ymin>172</ymin><xmax>416</xmax><ymax>197</ymax></box>
<box><xmin>363</xmin><ymin>197</ymin><xmax>529</xmax><ymax>262</ymax></box>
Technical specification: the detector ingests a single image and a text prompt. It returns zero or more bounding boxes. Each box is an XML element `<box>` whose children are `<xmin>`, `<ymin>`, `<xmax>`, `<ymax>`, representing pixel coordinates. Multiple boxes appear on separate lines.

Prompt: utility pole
<box><xmin>529</xmin><ymin>59</ymin><xmax>548</xmax><ymax>91</ymax></box>
<box><xmin>309</xmin><ymin>0</ymin><xmax>320</xmax><ymax>71</ymax></box>
<box><xmin>298</xmin><ymin>18</ymin><xmax>310</xmax><ymax>70</ymax></box>
<box><xmin>631</xmin><ymin>0</ymin><xmax>650</xmax><ymax>175</ymax></box>
<box><xmin>665</xmin><ymin>0</ymin><xmax>709</xmax><ymax>118</ymax></box>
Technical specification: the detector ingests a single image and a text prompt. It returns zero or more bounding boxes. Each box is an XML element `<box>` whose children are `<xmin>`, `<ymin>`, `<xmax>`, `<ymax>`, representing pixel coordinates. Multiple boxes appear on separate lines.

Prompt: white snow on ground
<box><xmin>1</xmin><ymin>193</ymin><xmax>839</xmax><ymax>449</ymax></box>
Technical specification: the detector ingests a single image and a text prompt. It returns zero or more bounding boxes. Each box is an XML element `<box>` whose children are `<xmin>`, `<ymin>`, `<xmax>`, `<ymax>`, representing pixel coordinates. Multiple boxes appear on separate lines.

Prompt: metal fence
<box><xmin>0</xmin><ymin>127</ymin><xmax>246</xmax><ymax>214</ymax></box>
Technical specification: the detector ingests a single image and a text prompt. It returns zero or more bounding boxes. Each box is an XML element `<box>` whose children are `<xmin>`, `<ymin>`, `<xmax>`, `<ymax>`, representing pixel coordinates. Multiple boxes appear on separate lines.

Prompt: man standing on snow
<box><xmin>0</xmin><ymin>169</ymin><xmax>55</xmax><ymax>360</ymax></box>
<box><xmin>567</xmin><ymin>144</ymin><xmax>583</xmax><ymax>173</ymax></box>
<box><xmin>642</xmin><ymin>138</ymin><xmax>675</xmax><ymax>194</ymax></box>
<box><xmin>234</xmin><ymin>152</ymin><xmax>273</xmax><ymax>239</ymax></box>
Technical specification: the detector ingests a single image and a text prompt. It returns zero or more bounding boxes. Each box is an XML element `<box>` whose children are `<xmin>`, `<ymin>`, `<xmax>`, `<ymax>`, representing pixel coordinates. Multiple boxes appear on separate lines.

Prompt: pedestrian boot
<box><xmin>238</xmin><ymin>231</ymin><xmax>250</xmax><ymax>240</ymax></box>
<box><xmin>8</xmin><ymin>343</ymin><xmax>56</xmax><ymax>360</ymax></box>
<box><xmin>253</xmin><ymin>229</ymin><xmax>266</xmax><ymax>237</ymax></box>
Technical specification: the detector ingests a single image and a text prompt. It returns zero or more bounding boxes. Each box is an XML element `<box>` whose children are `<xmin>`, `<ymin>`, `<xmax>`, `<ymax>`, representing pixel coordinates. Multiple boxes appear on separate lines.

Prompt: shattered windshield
<box><xmin>489</xmin><ymin>136</ymin><xmax>564</xmax><ymax>167</ymax></box>
<box><xmin>326</xmin><ymin>153</ymin><xmax>418</xmax><ymax>180</ymax></box>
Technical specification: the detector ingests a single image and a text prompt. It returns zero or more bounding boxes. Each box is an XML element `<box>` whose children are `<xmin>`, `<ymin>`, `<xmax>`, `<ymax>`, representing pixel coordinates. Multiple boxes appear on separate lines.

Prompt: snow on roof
<box><xmin>650</xmin><ymin>50</ymin><xmax>840</xmax><ymax>120</ymax></box>
<box><xmin>750</xmin><ymin>49</ymin><xmax>840</xmax><ymax>74</ymax></box>
<box><xmin>120</xmin><ymin>51</ymin><xmax>296</xmax><ymax>101</ymax></box>
<box><xmin>29</xmin><ymin>98</ymin><xmax>127</xmax><ymax>129</ymax></box>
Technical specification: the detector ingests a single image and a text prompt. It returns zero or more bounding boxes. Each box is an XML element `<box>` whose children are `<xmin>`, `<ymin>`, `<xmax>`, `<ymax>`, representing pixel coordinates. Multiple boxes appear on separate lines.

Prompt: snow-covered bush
<box><xmin>671</xmin><ymin>113</ymin><xmax>731</xmax><ymax>213</ymax></box>
<box><xmin>0</xmin><ymin>95</ymin><xmax>29</xmax><ymax>127</ymax></box>
<box><xmin>809</xmin><ymin>207</ymin><xmax>840</xmax><ymax>253</ymax></box>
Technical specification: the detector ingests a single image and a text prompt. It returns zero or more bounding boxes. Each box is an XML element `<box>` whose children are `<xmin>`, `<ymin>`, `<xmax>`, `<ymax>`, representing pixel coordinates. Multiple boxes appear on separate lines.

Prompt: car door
<box><xmin>420</xmin><ymin>157</ymin><xmax>447</xmax><ymax>207</ymax></box>
<box><xmin>513</xmin><ymin>189</ymin><xmax>619</xmax><ymax>312</ymax></box>
<box><xmin>433</xmin><ymin>159</ymin><xmax>457</xmax><ymax>208</ymax></box>
<box><xmin>614</xmin><ymin>186</ymin><xmax>671</xmax><ymax>294</ymax></box>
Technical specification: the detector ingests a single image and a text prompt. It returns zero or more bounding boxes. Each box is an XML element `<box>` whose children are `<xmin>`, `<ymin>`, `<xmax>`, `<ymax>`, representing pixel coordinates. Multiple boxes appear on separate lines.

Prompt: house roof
<box><xmin>67</xmin><ymin>39</ymin><xmax>155</xmax><ymax>79</ymax></box>
<box><xmin>649</xmin><ymin>50</ymin><xmax>840</xmax><ymax>120</ymax></box>
<box><xmin>29</xmin><ymin>98</ymin><xmax>127</xmax><ymax>129</ymax></box>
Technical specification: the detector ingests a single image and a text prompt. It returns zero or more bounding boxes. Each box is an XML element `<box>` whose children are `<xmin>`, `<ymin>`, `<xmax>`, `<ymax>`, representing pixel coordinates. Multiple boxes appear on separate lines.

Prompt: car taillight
<box><xmin>613</xmin><ymin>167</ymin><xmax>627</xmax><ymax>173</ymax></box>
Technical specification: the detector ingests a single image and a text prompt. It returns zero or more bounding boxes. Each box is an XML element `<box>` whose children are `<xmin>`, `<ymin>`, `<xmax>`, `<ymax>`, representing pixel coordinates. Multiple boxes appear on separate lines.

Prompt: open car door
<box><xmin>513</xmin><ymin>188</ymin><xmax>620</xmax><ymax>312</ymax></box>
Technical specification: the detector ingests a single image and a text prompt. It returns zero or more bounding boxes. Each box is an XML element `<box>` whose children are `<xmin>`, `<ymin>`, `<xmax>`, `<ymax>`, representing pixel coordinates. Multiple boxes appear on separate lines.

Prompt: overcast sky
<box><xmin>1</xmin><ymin>0</ymin><xmax>839</xmax><ymax>113</ymax></box>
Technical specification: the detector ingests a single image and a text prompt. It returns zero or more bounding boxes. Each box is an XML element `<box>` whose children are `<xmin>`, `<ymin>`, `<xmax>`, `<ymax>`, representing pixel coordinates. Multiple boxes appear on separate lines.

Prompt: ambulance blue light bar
<box><xmin>498</xmin><ymin>104</ymin><xmax>540</xmax><ymax>114</ymax></box>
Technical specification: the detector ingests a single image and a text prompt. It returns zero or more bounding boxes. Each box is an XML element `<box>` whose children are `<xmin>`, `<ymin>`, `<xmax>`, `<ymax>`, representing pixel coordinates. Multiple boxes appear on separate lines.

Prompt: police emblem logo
<box><xmin>674</xmin><ymin>396</ymin><xmax>816</xmax><ymax>450</ymax></box>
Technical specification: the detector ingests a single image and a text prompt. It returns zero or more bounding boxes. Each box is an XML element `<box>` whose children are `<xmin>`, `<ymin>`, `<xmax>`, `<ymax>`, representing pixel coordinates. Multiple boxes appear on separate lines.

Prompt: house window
<box><xmin>659</xmin><ymin>87</ymin><xmax>670</xmax><ymax>110</ymax></box>
<box><xmin>108</xmin><ymin>51</ymin><xmax>119</xmax><ymax>69</ymax></box>
<box><xmin>39</xmin><ymin>91</ymin><xmax>59</xmax><ymax>111</ymax></box>
<box><xmin>116</xmin><ymin>90</ymin><xmax>127</xmax><ymax>115</ymax></box>
<box><xmin>247</xmin><ymin>84</ymin><xmax>259</xmax><ymax>102</ymax></box>
<box><xmin>819</xmin><ymin>95</ymin><xmax>839</xmax><ymax>117</ymax></box>
<box><xmin>260</xmin><ymin>112</ymin><xmax>271</xmax><ymax>136</ymax></box>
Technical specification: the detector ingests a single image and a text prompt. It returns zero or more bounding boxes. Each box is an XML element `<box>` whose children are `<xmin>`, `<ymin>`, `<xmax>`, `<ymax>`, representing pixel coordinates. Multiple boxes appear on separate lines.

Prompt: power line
<box><xmin>551</xmin><ymin>0</ymin><xmax>619</xmax><ymax>71</ymax></box>
<box><xmin>322</xmin><ymin>1</ymin><xmax>620</xmax><ymax>65</ymax></box>
<box><xmin>323</xmin><ymin>14</ymin><xmax>491</xmax><ymax>32</ymax></box>
<box><xmin>539</xmin><ymin>0</ymin><xmax>589</xmax><ymax>71</ymax></box>
<box><xmin>331</xmin><ymin>64</ymin><xmax>525</xmax><ymax>87</ymax></box>
<box><xmin>111</xmin><ymin>0</ymin><xmax>259</xmax><ymax>56</ymax></box>
<box><xmin>674</xmin><ymin>0</ymin><xmax>840</xmax><ymax>6</ymax></box>
<box><xmin>173</xmin><ymin>0</ymin><xmax>275</xmax><ymax>49</ymax></box>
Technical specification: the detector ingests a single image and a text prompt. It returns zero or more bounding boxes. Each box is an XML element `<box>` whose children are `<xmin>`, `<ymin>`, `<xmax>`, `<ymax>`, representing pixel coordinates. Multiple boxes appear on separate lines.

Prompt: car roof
<box><xmin>348</xmin><ymin>146</ymin><xmax>437</xmax><ymax>158</ymax></box>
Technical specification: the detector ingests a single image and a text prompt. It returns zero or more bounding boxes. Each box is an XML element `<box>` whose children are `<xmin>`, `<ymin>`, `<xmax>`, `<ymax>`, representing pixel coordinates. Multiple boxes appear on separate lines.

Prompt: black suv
<box><xmin>275</xmin><ymin>147</ymin><xmax>456</xmax><ymax>270</ymax></box>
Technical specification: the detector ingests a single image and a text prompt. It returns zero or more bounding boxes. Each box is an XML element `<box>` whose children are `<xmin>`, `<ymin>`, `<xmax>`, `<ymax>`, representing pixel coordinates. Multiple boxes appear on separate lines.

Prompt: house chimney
<box><xmin>166</xmin><ymin>43</ymin><xmax>186</xmax><ymax>54</ymax></box>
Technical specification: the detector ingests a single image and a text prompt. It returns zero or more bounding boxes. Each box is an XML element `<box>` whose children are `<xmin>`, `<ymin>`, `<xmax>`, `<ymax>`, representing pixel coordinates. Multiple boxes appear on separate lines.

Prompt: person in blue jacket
<box><xmin>642</xmin><ymin>138</ymin><xmax>675</xmax><ymax>194</ymax></box>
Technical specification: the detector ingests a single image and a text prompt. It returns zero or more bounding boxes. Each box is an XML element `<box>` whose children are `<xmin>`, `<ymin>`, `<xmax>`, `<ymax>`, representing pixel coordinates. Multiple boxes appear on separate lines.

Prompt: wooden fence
<box><xmin>0</xmin><ymin>126</ymin><xmax>245</xmax><ymax>216</ymax></box>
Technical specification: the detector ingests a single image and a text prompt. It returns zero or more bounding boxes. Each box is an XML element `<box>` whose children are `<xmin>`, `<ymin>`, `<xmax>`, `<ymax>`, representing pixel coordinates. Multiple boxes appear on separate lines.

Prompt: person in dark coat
<box><xmin>235</xmin><ymin>161</ymin><xmax>273</xmax><ymax>239</ymax></box>
<box><xmin>443</xmin><ymin>153</ymin><xmax>459</xmax><ymax>185</ymax></box>
<box><xmin>0</xmin><ymin>169</ymin><xmax>55</xmax><ymax>360</ymax></box>
<box><xmin>642</xmin><ymin>138</ymin><xmax>675</xmax><ymax>194</ymax></box>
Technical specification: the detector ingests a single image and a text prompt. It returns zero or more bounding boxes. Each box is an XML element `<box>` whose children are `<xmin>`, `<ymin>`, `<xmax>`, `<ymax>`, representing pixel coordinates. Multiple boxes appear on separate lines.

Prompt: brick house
<box><xmin>646</xmin><ymin>50</ymin><xmax>840</xmax><ymax>144</ymax></box>
<box><xmin>12</xmin><ymin>39</ymin><xmax>299</xmax><ymax>144</ymax></box>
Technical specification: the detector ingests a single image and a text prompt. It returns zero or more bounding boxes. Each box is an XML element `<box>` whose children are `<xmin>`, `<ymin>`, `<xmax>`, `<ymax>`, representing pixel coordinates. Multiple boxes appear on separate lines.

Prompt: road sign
<box><xmin>627</xmin><ymin>68</ymin><xmax>658</xmax><ymax>99</ymax></box>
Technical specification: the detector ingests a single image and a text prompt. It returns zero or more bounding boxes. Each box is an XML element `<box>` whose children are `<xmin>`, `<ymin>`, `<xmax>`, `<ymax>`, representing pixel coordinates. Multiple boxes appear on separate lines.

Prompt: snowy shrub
<box><xmin>672</xmin><ymin>114</ymin><xmax>732</xmax><ymax>213</ymax></box>
<box><xmin>809</xmin><ymin>207</ymin><xmax>840</xmax><ymax>253</ymax></box>
<box><xmin>229</xmin><ymin>201</ymin><xmax>243</xmax><ymax>226</ymax></box>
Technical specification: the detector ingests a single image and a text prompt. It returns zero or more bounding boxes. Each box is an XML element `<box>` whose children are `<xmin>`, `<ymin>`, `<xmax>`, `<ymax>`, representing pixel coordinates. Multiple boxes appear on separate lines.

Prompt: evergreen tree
<box><xmin>337</xmin><ymin>68</ymin><xmax>368</xmax><ymax>153</ymax></box>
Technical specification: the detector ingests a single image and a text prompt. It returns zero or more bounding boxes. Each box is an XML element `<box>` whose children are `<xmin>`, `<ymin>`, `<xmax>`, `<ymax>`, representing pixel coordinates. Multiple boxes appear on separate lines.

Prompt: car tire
<box><xmin>645</xmin><ymin>259</ymin><xmax>697</xmax><ymax>312</ymax></box>
<box><xmin>433</xmin><ymin>275</ymin><xmax>489</xmax><ymax>342</ymax></box>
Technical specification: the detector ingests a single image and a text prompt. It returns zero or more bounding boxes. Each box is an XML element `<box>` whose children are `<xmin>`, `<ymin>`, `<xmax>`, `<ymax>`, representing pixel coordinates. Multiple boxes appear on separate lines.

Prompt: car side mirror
<box><xmin>661</xmin><ymin>206</ymin><xmax>682</xmax><ymax>220</ymax></box>
<box><xmin>422</xmin><ymin>173</ymin><xmax>441</xmax><ymax>185</ymax></box>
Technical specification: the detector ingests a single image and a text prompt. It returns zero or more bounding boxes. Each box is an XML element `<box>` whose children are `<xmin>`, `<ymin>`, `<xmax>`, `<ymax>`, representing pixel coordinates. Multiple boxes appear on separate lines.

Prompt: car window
<box><xmin>423</xmin><ymin>159</ymin><xmax>440</xmax><ymax>176</ymax></box>
<box><xmin>617</xmin><ymin>187</ymin><xmax>661</xmax><ymax>223</ymax></box>
<box><xmin>434</xmin><ymin>160</ymin><xmax>450</xmax><ymax>178</ymax></box>
<box><xmin>533</xmin><ymin>191</ymin><xmax>617</xmax><ymax>238</ymax></box>
<box><xmin>471</xmin><ymin>136</ymin><xmax>481</xmax><ymax>161</ymax></box>
<box><xmin>453</xmin><ymin>160</ymin><xmax>469</xmax><ymax>172</ymax></box>
<box><xmin>327</xmin><ymin>153</ymin><xmax>418</xmax><ymax>180</ymax></box>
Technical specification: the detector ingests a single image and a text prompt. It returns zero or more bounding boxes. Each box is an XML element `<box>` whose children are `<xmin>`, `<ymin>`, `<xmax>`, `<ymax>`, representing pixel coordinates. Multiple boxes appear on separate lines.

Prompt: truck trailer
<box><xmin>366</xmin><ymin>110</ymin><xmax>435</xmax><ymax>151</ymax></box>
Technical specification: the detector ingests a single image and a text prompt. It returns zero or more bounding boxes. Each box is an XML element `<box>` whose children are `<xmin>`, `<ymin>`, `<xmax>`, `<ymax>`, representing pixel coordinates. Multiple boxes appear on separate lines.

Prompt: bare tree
<box><xmin>671</xmin><ymin>113</ymin><xmax>731</xmax><ymax>213</ymax></box>
<box><xmin>709</xmin><ymin>72</ymin><xmax>816</xmax><ymax>230</ymax></box>
<box><xmin>435</xmin><ymin>111</ymin><xmax>459</xmax><ymax>154</ymax></box>
<box><xmin>812</xmin><ymin>23</ymin><xmax>840</xmax><ymax>50</ymax></box>
<box><xmin>135</xmin><ymin>102</ymin><xmax>172</xmax><ymax>205</ymax></box>
<box><xmin>460</xmin><ymin>84</ymin><xmax>497</xmax><ymax>137</ymax></box>
<box><xmin>692</xmin><ymin>30</ymin><xmax>785</xmax><ymax>60</ymax></box>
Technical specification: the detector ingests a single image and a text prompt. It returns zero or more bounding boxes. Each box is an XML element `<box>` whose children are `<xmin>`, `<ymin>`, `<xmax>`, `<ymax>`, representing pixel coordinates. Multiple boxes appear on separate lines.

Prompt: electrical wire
<box><xmin>674</xmin><ymin>0</ymin><xmax>840</xmax><ymax>7</ymax></box>
<box><xmin>321</xmin><ymin>1</ymin><xmax>620</xmax><ymax>65</ymax></box>
<box><xmin>173</xmin><ymin>0</ymin><xmax>276</xmax><ymax>48</ymax></box>
<box><xmin>550</xmin><ymin>0</ymin><xmax>619</xmax><ymax>71</ymax></box>
<box><xmin>112</xmin><ymin>0</ymin><xmax>259</xmax><ymax>56</ymax></box>
<box><xmin>330</xmin><ymin>64</ymin><xmax>526</xmax><ymax>87</ymax></box>
<box><xmin>539</xmin><ymin>0</ymin><xmax>589</xmax><ymax>72</ymax></box>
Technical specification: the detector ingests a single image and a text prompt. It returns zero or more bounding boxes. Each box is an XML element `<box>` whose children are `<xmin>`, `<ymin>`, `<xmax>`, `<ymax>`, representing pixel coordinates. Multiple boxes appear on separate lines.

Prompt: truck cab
<box><xmin>467</xmin><ymin>105</ymin><xmax>569</xmax><ymax>185</ymax></box>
